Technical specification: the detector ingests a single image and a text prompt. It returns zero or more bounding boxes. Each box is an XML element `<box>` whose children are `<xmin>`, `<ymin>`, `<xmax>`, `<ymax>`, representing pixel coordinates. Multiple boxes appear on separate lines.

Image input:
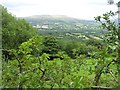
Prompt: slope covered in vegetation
<box><xmin>1</xmin><ymin>5</ymin><xmax>119</xmax><ymax>89</ymax></box>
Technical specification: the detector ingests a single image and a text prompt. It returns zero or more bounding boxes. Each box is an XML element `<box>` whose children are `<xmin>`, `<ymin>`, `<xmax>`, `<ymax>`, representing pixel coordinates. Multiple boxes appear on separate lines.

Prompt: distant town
<box><xmin>33</xmin><ymin>24</ymin><xmax>49</xmax><ymax>29</ymax></box>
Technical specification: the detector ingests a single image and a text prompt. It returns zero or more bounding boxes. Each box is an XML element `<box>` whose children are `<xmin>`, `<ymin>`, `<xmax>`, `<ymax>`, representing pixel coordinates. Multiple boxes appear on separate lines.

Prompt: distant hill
<box><xmin>20</xmin><ymin>15</ymin><xmax>106</xmax><ymax>39</ymax></box>
<box><xmin>20</xmin><ymin>15</ymin><xmax>97</xmax><ymax>26</ymax></box>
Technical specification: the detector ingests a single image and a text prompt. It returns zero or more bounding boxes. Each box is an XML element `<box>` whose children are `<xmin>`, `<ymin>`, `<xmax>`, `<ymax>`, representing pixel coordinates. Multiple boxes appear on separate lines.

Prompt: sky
<box><xmin>1</xmin><ymin>0</ymin><xmax>120</xmax><ymax>20</ymax></box>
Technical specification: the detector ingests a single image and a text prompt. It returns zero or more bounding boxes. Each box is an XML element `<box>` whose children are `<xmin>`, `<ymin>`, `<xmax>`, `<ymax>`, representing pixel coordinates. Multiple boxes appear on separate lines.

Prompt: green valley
<box><xmin>1</xmin><ymin>4</ymin><xmax>119</xmax><ymax>89</ymax></box>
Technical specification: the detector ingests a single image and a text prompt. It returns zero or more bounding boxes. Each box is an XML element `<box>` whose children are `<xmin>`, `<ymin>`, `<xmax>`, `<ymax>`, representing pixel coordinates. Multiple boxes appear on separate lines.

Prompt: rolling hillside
<box><xmin>21</xmin><ymin>15</ymin><xmax>98</xmax><ymax>27</ymax></box>
<box><xmin>20</xmin><ymin>15</ymin><xmax>106</xmax><ymax>40</ymax></box>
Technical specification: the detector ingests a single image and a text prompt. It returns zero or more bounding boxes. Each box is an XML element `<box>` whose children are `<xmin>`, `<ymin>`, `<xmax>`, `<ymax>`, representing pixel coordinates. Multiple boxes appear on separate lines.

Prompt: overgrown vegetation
<box><xmin>2</xmin><ymin>5</ymin><xmax>37</xmax><ymax>49</ymax></box>
<box><xmin>1</xmin><ymin>4</ymin><xmax>119</xmax><ymax>89</ymax></box>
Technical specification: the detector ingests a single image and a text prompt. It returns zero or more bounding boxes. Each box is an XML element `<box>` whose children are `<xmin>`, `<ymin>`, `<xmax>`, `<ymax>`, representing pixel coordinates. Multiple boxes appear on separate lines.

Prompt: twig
<box><xmin>93</xmin><ymin>59</ymin><xmax>117</xmax><ymax>85</ymax></box>
<box><xmin>109</xmin><ymin>70</ymin><xmax>118</xmax><ymax>83</ymax></box>
<box><xmin>91</xmin><ymin>86</ymin><xmax>113</xmax><ymax>90</ymax></box>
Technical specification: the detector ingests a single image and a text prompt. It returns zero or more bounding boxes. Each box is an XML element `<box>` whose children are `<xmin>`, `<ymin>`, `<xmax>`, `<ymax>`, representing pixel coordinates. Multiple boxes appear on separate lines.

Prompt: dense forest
<box><xmin>1</xmin><ymin>4</ymin><xmax>120</xmax><ymax>89</ymax></box>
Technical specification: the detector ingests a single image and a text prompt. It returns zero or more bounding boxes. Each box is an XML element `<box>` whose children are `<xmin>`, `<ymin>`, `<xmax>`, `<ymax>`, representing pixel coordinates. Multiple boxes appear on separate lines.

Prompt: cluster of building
<box><xmin>33</xmin><ymin>25</ymin><xmax>49</xmax><ymax>29</ymax></box>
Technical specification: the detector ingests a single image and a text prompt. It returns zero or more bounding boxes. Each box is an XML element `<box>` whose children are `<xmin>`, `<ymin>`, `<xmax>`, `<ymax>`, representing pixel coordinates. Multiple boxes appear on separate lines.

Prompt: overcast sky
<box><xmin>1</xmin><ymin>0</ymin><xmax>119</xmax><ymax>20</ymax></box>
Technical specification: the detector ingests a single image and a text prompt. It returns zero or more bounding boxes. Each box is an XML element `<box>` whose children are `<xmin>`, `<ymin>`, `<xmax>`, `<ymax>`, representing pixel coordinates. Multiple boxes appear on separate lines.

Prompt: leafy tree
<box><xmin>42</xmin><ymin>36</ymin><xmax>60</xmax><ymax>55</ymax></box>
<box><xmin>63</xmin><ymin>41</ymin><xmax>80</xmax><ymax>59</ymax></box>
<box><xmin>2</xmin><ymin>36</ymin><xmax>43</xmax><ymax>88</ymax></box>
<box><xmin>2</xmin><ymin>36</ymin><xmax>86</xmax><ymax>88</ymax></box>
<box><xmin>94</xmin><ymin>11</ymin><xmax>119</xmax><ymax>87</ymax></box>
<box><xmin>2</xmin><ymin>5</ymin><xmax>37</xmax><ymax>49</ymax></box>
<box><xmin>85</xmin><ymin>39</ymin><xmax>105</xmax><ymax>48</ymax></box>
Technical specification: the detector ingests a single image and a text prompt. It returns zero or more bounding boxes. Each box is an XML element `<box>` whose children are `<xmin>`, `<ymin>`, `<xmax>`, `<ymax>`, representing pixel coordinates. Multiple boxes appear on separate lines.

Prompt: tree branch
<box><xmin>91</xmin><ymin>86</ymin><xmax>113</xmax><ymax>90</ymax></box>
<box><xmin>93</xmin><ymin>59</ymin><xmax>117</xmax><ymax>86</ymax></box>
<box><xmin>109</xmin><ymin>70</ymin><xmax>118</xmax><ymax>83</ymax></box>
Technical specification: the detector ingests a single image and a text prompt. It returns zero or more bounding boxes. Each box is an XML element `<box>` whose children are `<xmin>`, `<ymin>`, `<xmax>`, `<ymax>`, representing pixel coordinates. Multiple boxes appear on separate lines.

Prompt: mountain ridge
<box><xmin>20</xmin><ymin>15</ymin><xmax>87</xmax><ymax>20</ymax></box>
<box><xmin>19</xmin><ymin>15</ymin><xmax>96</xmax><ymax>26</ymax></box>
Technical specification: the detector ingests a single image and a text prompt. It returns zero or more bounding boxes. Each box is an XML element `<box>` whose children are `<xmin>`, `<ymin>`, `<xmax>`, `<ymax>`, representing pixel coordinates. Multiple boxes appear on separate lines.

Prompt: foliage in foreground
<box><xmin>1</xmin><ymin>4</ymin><xmax>119</xmax><ymax>88</ymax></box>
<box><xmin>2</xmin><ymin>5</ymin><xmax>37</xmax><ymax>49</ymax></box>
<box><xmin>2</xmin><ymin>36</ymin><xmax>118</xmax><ymax>88</ymax></box>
